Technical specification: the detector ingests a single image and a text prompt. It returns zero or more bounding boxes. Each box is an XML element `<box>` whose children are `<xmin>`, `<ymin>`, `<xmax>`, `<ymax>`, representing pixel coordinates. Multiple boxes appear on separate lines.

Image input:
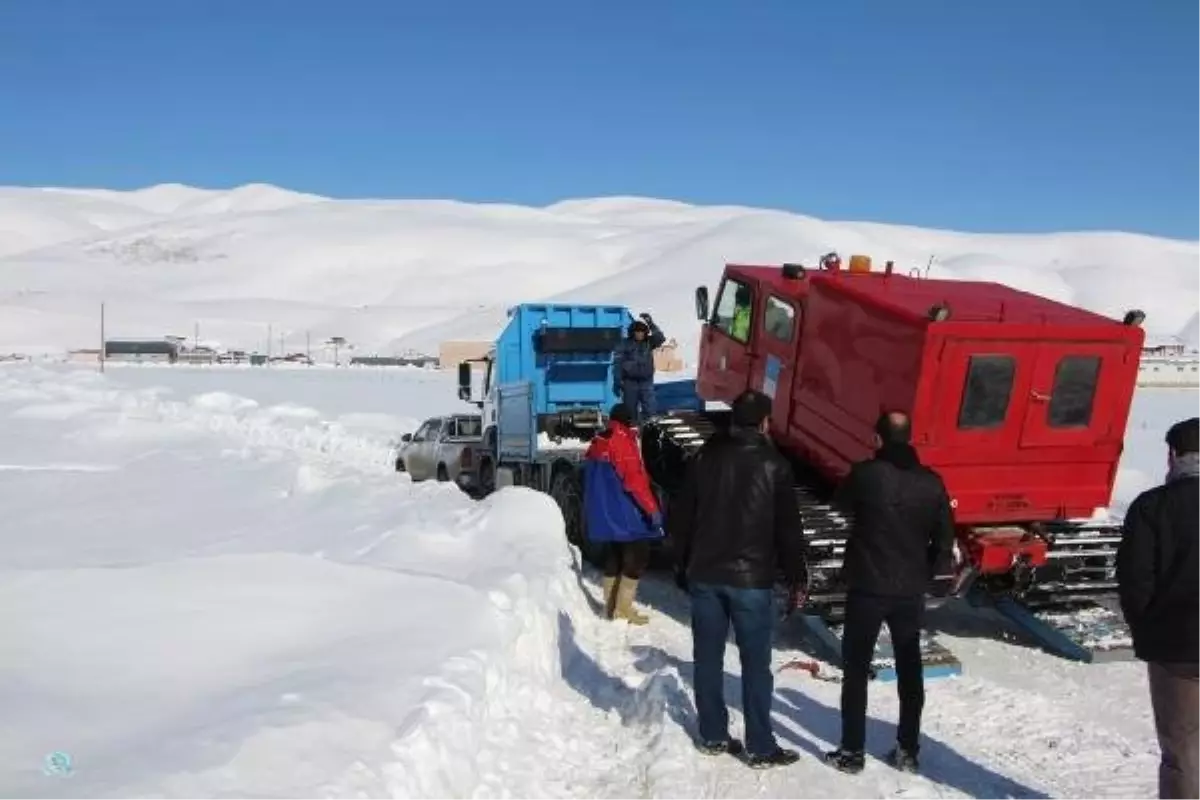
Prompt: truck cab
<box><xmin>692</xmin><ymin>260</ymin><xmax>819</xmax><ymax>425</ymax></box>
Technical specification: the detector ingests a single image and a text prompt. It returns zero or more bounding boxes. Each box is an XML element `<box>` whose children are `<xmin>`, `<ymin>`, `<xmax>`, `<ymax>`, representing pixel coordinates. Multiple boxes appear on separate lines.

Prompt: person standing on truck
<box><xmin>613</xmin><ymin>312</ymin><xmax>666</xmax><ymax>425</ymax></box>
<box><xmin>824</xmin><ymin>410</ymin><xmax>955</xmax><ymax>776</ymax></box>
<box><xmin>668</xmin><ymin>389</ymin><xmax>805</xmax><ymax>769</ymax></box>
<box><xmin>582</xmin><ymin>403</ymin><xmax>664</xmax><ymax>625</ymax></box>
<box><xmin>1117</xmin><ymin>416</ymin><xmax>1198</xmax><ymax>800</ymax></box>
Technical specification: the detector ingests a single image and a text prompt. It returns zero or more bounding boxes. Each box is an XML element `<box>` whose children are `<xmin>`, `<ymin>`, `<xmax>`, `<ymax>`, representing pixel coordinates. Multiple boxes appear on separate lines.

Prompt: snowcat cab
<box><xmin>650</xmin><ymin>253</ymin><xmax>1146</xmax><ymax>635</ymax></box>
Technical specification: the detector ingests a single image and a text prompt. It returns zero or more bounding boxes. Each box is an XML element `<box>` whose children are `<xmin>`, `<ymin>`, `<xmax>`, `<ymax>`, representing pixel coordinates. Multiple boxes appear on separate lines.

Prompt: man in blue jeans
<box><xmin>668</xmin><ymin>389</ymin><xmax>807</xmax><ymax>769</ymax></box>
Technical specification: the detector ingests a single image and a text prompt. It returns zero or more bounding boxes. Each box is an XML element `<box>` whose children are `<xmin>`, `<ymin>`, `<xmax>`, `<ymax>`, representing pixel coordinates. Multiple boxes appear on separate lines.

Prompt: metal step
<box><xmin>790</xmin><ymin>612</ymin><xmax>963</xmax><ymax>682</ymax></box>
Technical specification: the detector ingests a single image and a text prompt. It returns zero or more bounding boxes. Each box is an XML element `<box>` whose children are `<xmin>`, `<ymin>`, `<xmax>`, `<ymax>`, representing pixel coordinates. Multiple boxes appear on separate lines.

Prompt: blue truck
<box><xmin>454</xmin><ymin>302</ymin><xmax>699</xmax><ymax>561</ymax></box>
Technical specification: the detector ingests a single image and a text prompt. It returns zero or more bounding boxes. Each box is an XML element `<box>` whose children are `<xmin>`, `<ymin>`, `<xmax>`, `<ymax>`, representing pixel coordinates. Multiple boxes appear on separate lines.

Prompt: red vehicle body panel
<box><xmin>696</xmin><ymin>262</ymin><xmax>1144</xmax><ymax>526</ymax></box>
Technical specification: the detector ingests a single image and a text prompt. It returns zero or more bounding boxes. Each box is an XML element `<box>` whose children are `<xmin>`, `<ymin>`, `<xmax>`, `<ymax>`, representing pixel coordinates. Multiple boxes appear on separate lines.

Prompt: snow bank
<box><xmin>0</xmin><ymin>364</ymin><xmax>589</xmax><ymax>797</ymax></box>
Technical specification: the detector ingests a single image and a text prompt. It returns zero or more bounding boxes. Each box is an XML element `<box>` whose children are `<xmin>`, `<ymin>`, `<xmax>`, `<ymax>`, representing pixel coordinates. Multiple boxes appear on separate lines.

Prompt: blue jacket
<box><xmin>582</xmin><ymin>422</ymin><xmax>663</xmax><ymax>544</ymax></box>
<box><xmin>614</xmin><ymin>320</ymin><xmax>666</xmax><ymax>386</ymax></box>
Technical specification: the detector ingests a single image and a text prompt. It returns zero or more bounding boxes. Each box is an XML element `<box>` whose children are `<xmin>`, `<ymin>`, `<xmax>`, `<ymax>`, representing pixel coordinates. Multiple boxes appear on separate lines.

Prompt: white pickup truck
<box><xmin>393</xmin><ymin>413</ymin><xmax>484</xmax><ymax>489</ymax></box>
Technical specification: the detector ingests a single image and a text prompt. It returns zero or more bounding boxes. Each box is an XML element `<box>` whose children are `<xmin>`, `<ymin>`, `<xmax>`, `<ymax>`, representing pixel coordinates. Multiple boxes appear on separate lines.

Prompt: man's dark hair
<box><xmin>731</xmin><ymin>389</ymin><xmax>772</xmax><ymax>428</ymax></box>
<box><xmin>875</xmin><ymin>410</ymin><xmax>912</xmax><ymax>445</ymax></box>
<box><xmin>1166</xmin><ymin>417</ymin><xmax>1199</xmax><ymax>455</ymax></box>
<box><xmin>609</xmin><ymin>402</ymin><xmax>634</xmax><ymax>427</ymax></box>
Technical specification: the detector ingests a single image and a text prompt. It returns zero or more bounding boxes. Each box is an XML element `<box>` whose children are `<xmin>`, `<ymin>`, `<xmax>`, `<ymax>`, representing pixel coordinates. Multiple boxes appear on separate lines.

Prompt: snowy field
<box><xmin>0</xmin><ymin>183</ymin><xmax>1196</xmax><ymax>362</ymax></box>
<box><xmin>2</xmin><ymin>362</ymin><xmax>1195</xmax><ymax>799</ymax></box>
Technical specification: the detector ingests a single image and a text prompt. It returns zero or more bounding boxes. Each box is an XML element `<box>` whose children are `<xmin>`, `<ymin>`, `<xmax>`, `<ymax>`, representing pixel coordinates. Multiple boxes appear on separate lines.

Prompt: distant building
<box><xmin>104</xmin><ymin>340</ymin><xmax>179</xmax><ymax>364</ymax></box>
<box><xmin>177</xmin><ymin>346</ymin><xmax>218</xmax><ymax>365</ymax></box>
<box><xmin>653</xmin><ymin>338</ymin><xmax>685</xmax><ymax>373</ymax></box>
<box><xmin>67</xmin><ymin>349</ymin><xmax>101</xmax><ymax>364</ymax></box>
<box><xmin>438</xmin><ymin>340</ymin><xmax>492</xmax><ymax>369</ymax></box>
<box><xmin>1138</xmin><ymin>336</ymin><xmax>1199</xmax><ymax>388</ymax></box>
<box><xmin>351</xmin><ymin>354</ymin><xmax>438</xmax><ymax>368</ymax></box>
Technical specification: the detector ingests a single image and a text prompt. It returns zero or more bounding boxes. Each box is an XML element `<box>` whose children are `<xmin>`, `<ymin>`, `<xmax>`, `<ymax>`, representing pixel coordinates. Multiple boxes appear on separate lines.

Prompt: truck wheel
<box><xmin>436</xmin><ymin>464</ymin><xmax>449</xmax><ymax>482</ymax></box>
<box><xmin>478</xmin><ymin>459</ymin><xmax>495</xmax><ymax>496</ymax></box>
<box><xmin>550</xmin><ymin>469</ymin><xmax>605</xmax><ymax>568</ymax></box>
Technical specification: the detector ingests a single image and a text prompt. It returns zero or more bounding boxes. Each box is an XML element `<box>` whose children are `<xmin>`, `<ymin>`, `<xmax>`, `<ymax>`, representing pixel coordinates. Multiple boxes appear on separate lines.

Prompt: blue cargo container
<box><xmin>492</xmin><ymin>303</ymin><xmax>632</xmax><ymax>461</ymax></box>
<box><xmin>454</xmin><ymin>302</ymin><xmax>701</xmax><ymax>562</ymax></box>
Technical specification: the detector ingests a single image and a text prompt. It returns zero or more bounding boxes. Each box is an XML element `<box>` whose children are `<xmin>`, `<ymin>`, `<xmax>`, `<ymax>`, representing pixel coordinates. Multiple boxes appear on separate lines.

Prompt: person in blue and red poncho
<box><xmin>582</xmin><ymin>403</ymin><xmax>664</xmax><ymax>625</ymax></box>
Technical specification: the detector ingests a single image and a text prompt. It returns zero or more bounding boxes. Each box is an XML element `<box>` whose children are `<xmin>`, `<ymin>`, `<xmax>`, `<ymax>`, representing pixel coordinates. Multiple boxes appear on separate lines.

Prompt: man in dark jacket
<box><xmin>1117</xmin><ymin>416</ymin><xmax>1199</xmax><ymax>800</ymax></box>
<box><xmin>669</xmin><ymin>389</ymin><xmax>806</xmax><ymax>769</ymax></box>
<box><xmin>613</xmin><ymin>312</ymin><xmax>666</xmax><ymax>425</ymax></box>
<box><xmin>824</xmin><ymin>411</ymin><xmax>955</xmax><ymax>776</ymax></box>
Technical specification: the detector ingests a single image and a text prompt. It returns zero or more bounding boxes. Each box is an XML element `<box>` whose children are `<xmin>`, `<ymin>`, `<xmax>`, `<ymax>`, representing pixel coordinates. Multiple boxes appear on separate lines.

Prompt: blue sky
<box><xmin>1</xmin><ymin>0</ymin><xmax>1196</xmax><ymax>238</ymax></box>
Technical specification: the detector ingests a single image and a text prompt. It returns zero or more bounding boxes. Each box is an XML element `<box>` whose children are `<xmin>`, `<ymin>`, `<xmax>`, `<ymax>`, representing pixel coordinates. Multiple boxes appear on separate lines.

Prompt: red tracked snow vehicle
<box><xmin>641</xmin><ymin>254</ymin><xmax>1146</xmax><ymax>639</ymax></box>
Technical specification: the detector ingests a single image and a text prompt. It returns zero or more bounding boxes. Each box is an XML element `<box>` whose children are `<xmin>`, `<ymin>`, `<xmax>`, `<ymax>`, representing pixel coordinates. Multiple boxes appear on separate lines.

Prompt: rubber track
<box><xmin>645</xmin><ymin>411</ymin><xmax>1124</xmax><ymax>616</ymax></box>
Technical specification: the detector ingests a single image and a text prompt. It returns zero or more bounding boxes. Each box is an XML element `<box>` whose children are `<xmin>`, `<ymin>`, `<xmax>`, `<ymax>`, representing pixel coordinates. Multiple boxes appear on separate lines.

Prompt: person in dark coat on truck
<box><xmin>582</xmin><ymin>403</ymin><xmax>664</xmax><ymax>625</ymax></box>
<box><xmin>1117</xmin><ymin>416</ymin><xmax>1198</xmax><ymax>800</ymax></box>
<box><xmin>613</xmin><ymin>312</ymin><xmax>666</xmax><ymax>425</ymax></box>
<box><xmin>669</xmin><ymin>389</ymin><xmax>806</xmax><ymax>769</ymax></box>
<box><xmin>824</xmin><ymin>410</ymin><xmax>956</xmax><ymax>776</ymax></box>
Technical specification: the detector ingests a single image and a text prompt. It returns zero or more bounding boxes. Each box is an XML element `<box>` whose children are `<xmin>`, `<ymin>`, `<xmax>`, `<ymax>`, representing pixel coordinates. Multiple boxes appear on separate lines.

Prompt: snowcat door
<box><xmin>748</xmin><ymin>292</ymin><xmax>801</xmax><ymax>431</ymax></box>
<box><xmin>933</xmin><ymin>341</ymin><xmax>1036</xmax><ymax>451</ymax></box>
<box><xmin>698</xmin><ymin>275</ymin><xmax>756</xmax><ymax>403</ymax></box>
<box><xmin>1018</xmin><ymin>343</ymin><xmax>1127</xmax><ymax>449</ymax></box>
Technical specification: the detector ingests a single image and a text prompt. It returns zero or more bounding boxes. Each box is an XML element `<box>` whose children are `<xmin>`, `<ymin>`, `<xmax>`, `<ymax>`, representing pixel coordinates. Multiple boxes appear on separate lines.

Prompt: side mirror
<box><xmin>694</xmin><ymin>286</ymin><xmax>710</xmax><ymax>322</ymax></box>
<box><xmin>401</xmin><ymin>433</ymin><xmax>413</xmax><ymax>443</ymax></box>
<box><xmin>457</xmin><ymin>361</ymin><xmax>472</xmax><ymax>401</ymax></box>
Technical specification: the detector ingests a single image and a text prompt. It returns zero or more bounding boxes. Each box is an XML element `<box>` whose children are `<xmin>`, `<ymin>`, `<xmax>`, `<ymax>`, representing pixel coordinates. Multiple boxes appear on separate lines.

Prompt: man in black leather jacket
<box><xmin>1118</xmin><ymin>416</ymin><xmax>1198</xmax><ymax>799</ymax></box>
<box><xmin>669</xmin><ymin>389</ymin><xmax>806</xmax><ymax>769</ymax></box>
<box><xmin>824</xmin><ymin>411</ymin><xmax>955</xmax><ymax>776</ymax></box>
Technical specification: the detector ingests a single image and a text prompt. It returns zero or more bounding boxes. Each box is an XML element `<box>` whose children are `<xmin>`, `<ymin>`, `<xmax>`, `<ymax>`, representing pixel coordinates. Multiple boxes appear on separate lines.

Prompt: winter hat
<box><xmin>609</xmin><ymin>403</ymin><xmax>635</xmax><ymax>426</ymax></box>
<box><xmin>1166</xmin><ymin>417</ymin><xmax>1199</xmax><ymax>455</ymax></box>
<box><xmin>629</xmin><ymin>320</ymin><xmax>649</xmax><ymax>335</ymax></box>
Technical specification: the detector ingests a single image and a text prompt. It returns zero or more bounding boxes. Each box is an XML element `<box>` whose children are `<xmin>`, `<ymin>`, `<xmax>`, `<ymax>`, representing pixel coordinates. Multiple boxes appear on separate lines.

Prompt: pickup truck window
<box><xmin>412</xmin><ymin>419</ymin><xmax>439</xmax><ymax>441</ymax></box>
<box><xmin>450</xmin><ymin>417</ymin><xmax>482</xmax><ymax>437</ymax></box>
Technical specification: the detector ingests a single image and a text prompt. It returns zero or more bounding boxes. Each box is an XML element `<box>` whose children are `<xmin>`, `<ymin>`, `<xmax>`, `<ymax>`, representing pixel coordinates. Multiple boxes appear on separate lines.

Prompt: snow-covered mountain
<box><xmin>0</xmin><ymin>182</ymin><xmax>1196</xmax><ymax>357</ymax></box>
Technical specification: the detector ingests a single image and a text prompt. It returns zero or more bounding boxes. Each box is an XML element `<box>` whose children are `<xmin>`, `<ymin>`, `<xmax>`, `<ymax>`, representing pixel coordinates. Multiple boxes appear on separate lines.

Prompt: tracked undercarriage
<box><xmin>641</xmin><ymin>410</ymin><xmax>1132</xmax><ymax>658</ymax></box>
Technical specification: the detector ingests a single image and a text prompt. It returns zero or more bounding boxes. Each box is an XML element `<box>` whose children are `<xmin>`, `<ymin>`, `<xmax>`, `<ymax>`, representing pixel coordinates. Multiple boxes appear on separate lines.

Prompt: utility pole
<box><xmin>306</xmin><ymin>331</ymin><xmax>311</xmax><ymax>362</ymax></box>
<box><xmin>194</xmin><ymin>321</ymin><xmax>199</xmax><ymax>350</ymax></box>
<box><xmin>279</xmin><ymin>332</ymin><xmax>284</xmax><ymax>357</ymax></box>
<box><xmin>267</xmin><ymin>323</ymin><xmax>272</xmax><ymax>358</ymax></box>
<box><xmin>99</xmin><ymin>302</ymin><xmax>106</xmax><ymax>373</ymax></box>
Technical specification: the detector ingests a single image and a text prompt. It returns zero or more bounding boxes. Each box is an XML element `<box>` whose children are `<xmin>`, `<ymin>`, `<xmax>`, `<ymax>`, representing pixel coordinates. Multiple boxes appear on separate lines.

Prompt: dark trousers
<box><xmin>840</xmin><ymin>591</ymin><xmax>926</xmax><ymax>753</ymax></box>
<box><xmin>1148</xmin><ymin>661</ymin><xmax>1199</xmax><ymax>799</ymax></box>
<box><xmin>690</xmin><ymin>582</ymin><xmax>778</xmax><ymax>757</ymax></box>
<box><xmin>603</xmin><ymin>540</ymin><xmax>652</xmax><ymax>580</ymax></box>
<box><xmin>621</xmin><ymin>379</ymin><xmax>656</xmax><ymax>424</ymax></box>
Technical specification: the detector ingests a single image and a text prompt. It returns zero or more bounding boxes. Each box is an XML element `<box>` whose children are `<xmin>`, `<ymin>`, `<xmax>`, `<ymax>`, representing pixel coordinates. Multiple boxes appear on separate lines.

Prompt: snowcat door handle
<box><xmin>1029</xmin><ymin>390</ymin><xmax>1051</xmax><ymax>403</ymax></box>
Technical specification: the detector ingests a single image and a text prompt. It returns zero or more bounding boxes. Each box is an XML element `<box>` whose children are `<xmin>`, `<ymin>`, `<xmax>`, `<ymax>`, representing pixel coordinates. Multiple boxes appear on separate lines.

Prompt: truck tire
<box><xmin>436</xmin><ymin>464</ymin><xmax>449</xmax><ymax>482</ymax></box>
<box><xmin>549</xmin><ymin>469</ymin><xmax>605</xmax><ymax>568</ymax></box>
<box><xmin>477</xmin><ymin>458</ymin><xmax>495</xmax><ymax>496</ymax></box>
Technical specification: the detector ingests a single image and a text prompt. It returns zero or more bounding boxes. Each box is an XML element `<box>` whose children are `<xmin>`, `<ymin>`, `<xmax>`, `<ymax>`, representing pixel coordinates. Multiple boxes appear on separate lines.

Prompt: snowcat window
<box><xmin>764</xmin><ymin>295</ymin><xmax>796</xmax><ymax>341</ymax></box>
<box><xmin>1048</xmin><ymin>355</ymin><xmax>1101</xmax><ymax>428</ymax></box>
<box><xmin>957</xmin><ymin>355</ymin><xmax>1015</xmax><ymax>429</ymax></box>
<box><xmin>713</xmin><ymin>278</ymin><xmax>753</xmax><ymax>343</ymax></box>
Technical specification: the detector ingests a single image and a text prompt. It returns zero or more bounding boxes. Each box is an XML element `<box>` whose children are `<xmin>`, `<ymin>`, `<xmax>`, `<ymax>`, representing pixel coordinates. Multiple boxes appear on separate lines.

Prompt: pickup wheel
<box><xmin>550</xmin><ymin>469</ymin><xmax>605</xmax><ymax>568</ymax></box>
<box><xmin>436</xmin><ymin>464</ymin><xmax>449</xmax><ymax>482</ymax></box>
